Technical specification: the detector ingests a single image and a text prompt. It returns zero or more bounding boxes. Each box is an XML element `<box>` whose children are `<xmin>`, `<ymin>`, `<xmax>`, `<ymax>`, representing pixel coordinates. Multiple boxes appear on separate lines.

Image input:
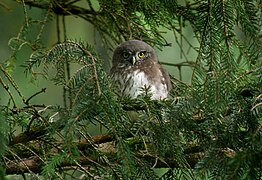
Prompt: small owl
<box><xmin>110</xmin><ymin>40</ymin><xmax>171</xmax><ymax>100</ymax></box>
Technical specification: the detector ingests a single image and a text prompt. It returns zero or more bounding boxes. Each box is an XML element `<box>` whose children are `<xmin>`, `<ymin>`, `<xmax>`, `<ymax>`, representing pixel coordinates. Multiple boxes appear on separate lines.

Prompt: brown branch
<box><xmin>141</xmin><ymin>152</ymin><xmax>203</xmax><ymax>168</ymax></box>
<box><xmin>5</xmin><ymin>153</ymin><xmax>203</xmax><ymax>174</ymax></box>
<box><xmin>6</xmin><ymin>127</ymin><xmax>206</xmax><ymax>173</ymax></box>
<box><xmin>6</xmin><ymin>133</ymin><xmax>116</xmax><ymax>174</ymax></box>
<box><xmin>7</xmin><ymin>127</ymin><xmax>238</xmax><ymax>175</ymax></box>
<box><xmin>5</xmin><ymin>156</ymin><xmax>98</xmax><ymax>175</ymax></box>
<box><xmin>8</xmin><ymin>123</ymin><xmax>114</xmax><ymax>146</ymax></box>
<box><xmin>5</xmin><ymin>156</ymin><xmax>42</xmax><ymax>174</ymax></box>
<box><xmin>5</xmin><ymin>142</ymin><xmax>205</xmax><ymax>175</ymax></box>
<box><xmin>77</xmin><ymin>133</ymin><xmax>114</xmax><ymax>150</ymax></box>
<box><xmin>14</xmin><ymin>0</ymin><xmax>97</xmax><ymax>17</ymax></box>
<box><xmin>8</xmin><ymin>126</ymin><xmax>48</xmax><ymax>146</ymax></box>
<box><xmin>6</xmin><ymin>140</ymin><xmax>237</xmax><ymax>175</ymax></box>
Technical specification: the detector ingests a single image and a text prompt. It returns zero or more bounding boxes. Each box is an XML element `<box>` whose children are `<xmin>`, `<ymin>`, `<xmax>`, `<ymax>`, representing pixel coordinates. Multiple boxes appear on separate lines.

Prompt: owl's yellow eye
<box><xmin>138</xmin><ymin>51</ymin><xmax>145</xmax><ymax>58</ymax></box>
<box><xmin>123</xmin><ymin>52</ymin><xmax>130</xmax><ymax>59</ymax></box>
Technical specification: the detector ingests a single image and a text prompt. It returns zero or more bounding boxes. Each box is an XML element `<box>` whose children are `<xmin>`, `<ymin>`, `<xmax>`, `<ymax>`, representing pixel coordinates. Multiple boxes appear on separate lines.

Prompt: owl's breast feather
<box><xmin>121</xmin><ymin>70</ymin><xmax>168</xmax><ymax>100</ymax></box>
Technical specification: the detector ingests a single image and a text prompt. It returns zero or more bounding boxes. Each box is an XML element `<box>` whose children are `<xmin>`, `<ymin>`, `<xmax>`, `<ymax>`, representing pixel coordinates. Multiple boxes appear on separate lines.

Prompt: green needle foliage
<box><xmin>0</xmin><ymin>0</ymin><xmax>261</xmax><ymax>179</ymax></box>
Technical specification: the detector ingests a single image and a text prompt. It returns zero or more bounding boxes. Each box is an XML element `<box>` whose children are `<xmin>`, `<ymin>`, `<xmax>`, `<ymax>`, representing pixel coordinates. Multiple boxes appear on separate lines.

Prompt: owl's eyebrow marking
<box><xmin>123</xmin><ymin>51</ymin><xmax>135</xmax><ymax>56</ymax></box>
<box><xmin>122</xmin><ymin>50</ymin><xmax>131</xmax><ymax>54</ymax></box>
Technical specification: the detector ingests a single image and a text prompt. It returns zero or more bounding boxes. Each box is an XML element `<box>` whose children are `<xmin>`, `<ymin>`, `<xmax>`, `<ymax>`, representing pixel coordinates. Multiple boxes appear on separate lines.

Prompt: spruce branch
<box><xmin>2</xmin><ymin>0</ymin><xmax>262</xmax><ymax>179</ymax></box>
<box><xmin>5</xmin><ymin>137</ymin><xmax>206</xmax><ymax>175</ymax></box>
<box><xmin>66</xmin><ymin>41</ymin><xmax>102</xmax><ymax>96</ymax></box>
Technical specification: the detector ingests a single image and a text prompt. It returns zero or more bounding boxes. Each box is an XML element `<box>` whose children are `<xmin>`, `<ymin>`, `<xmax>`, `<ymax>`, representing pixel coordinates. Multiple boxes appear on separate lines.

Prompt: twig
<box><xmin>22</xmin><ymin>0</ymin><xmax>29</xmax><ymax>27</ymax></box>
<box><xmin>0</xmin><ymin>76</ymin><xmax>16</xmax><ymax>107</ymax></box>
<box><xmin>0</xmin><ymin>65</ymin><xmax>25</xmax><ymax>101</ymax></box>
<box><xmin>63</xmin><ymin>16</ymin><xmax>73</xmax><ymax>108</ymax></box>
<box><xmin>73</xmin><ymin>160</ymin><xmax>95</xmax><ymax>178</ymax></box>
<box><xmin>25</xmin><ymin>88</ymin><xmax>46</xmax><ymax>105</ymax></box>
<box><xmin>36</xmin><ymin>4</ymin><xmax>51</xmax><ymax>42</ymax></box>
<box><xmin>160</xmin><ymin>61</ymin><xmax>196</xmax><ymax>68</ymax></box>
<box><xmin>0</xmin><ymin>1</ymin><xmax>11</xmax><ymax>10</ymax></box>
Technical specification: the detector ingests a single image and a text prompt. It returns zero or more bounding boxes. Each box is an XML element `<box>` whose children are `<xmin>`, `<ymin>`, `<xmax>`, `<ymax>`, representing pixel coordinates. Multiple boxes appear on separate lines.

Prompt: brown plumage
<box><xmin>110</xmin><ymin>40</ymin><xmax>171</xmax><ymax>100</ymax></box>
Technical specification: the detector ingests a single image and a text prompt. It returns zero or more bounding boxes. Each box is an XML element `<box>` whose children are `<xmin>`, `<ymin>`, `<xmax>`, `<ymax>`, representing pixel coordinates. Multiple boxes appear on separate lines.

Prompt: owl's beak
<box><xmin>132</xmin><ymin>56</ymin><xmax>136</xmax><ymax>65</ymax></box>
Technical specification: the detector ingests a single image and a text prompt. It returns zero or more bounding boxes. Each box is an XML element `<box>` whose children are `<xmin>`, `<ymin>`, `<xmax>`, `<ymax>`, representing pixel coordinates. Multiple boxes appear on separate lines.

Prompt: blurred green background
<box><xmin>0</xmin><ymin>0</ymin><xmax>197</xmax><ymax>109</ymax></box>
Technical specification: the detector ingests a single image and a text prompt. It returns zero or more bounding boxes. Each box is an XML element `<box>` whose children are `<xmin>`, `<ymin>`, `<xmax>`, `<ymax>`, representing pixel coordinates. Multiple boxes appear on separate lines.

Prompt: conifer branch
<box><xmin>2</xmin><ymin>0</ymin><xmax>261</xmax><ymax>179</ymax></box>
<box><xmin>5</xmin><ymin>139</ymin><xmax>205</xmax><ymax>174</ymax></box>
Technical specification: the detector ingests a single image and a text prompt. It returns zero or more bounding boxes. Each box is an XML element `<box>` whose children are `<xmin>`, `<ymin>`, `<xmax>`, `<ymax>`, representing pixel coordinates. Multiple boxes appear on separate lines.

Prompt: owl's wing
<box><xmin>159</xmin><ymin>66</ymin><xmax>172</xmax><ymax>92</ymax></box>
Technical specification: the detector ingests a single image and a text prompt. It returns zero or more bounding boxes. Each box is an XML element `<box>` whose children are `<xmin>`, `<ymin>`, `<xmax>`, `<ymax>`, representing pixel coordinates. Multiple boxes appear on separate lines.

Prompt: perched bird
<box><xmin>110</xmin><ymin>40</ymin><xmax>171</xmax><ymax>100</ymax></box>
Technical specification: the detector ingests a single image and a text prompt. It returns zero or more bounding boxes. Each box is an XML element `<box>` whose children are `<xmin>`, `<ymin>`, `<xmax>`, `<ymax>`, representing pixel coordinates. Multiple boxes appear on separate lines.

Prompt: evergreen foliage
<box><xmin>0</xmin><ymin>0</ymin><xmax>261</xmax><ymax>179</ymax></box>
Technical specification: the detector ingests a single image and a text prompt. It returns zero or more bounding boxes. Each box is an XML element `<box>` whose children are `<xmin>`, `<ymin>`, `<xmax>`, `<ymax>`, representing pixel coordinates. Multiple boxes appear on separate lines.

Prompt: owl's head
<box><xmin>112</xmin><ymin>40</ymin><xmax>157</xmax><ymax>68</ymax></box>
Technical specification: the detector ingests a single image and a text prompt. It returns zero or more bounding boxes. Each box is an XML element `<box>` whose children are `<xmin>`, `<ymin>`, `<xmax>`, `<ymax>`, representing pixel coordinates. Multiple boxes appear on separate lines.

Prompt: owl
<box><xmin>110</xmin><ymin>40</ymin><xmax>171</xmax><ymax>100</ymax></box>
